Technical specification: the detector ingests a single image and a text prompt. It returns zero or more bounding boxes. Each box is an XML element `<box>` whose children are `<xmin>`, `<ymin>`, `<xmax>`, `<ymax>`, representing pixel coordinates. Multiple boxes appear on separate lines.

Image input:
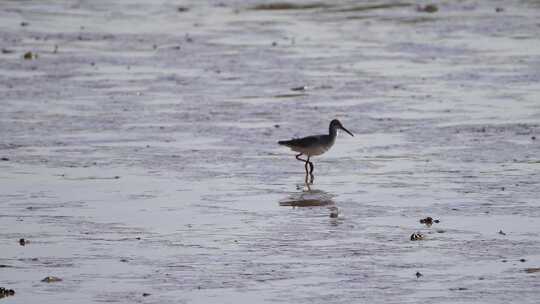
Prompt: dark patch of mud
<box><xmin>250</xmin><ymin>2</ymin><xmax>332</xmax><ymax>11</ymax></box>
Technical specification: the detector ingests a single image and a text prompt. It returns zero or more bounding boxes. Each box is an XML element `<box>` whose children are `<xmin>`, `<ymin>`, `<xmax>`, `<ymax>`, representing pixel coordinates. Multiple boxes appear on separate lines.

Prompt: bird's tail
<box><xmin>278</xmin><ymin>140</ymin><xmax>290</xmax><ymax>146</ymax></box>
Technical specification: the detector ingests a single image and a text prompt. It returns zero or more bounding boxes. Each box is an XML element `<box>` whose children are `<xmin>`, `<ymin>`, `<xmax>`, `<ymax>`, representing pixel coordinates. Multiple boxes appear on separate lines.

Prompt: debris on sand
<box><xmin>142</xmin><ymin>293</ymin><xmax>151</xmax><ymax>297</ymax></box>
<box><xmin>525</xmin><ymin>268</ymin><xmax>540</xmax><ymax>273</ymax></box>
<box><xmin>0</xmin><ymin>287</ymin><xmax>16</xmax><ymax>299</ymax></box>
<box><xmin>329</xmin><ymin>206</ymin><xmax>339</xmax><ymax>218</ymax></box>
<box><xmin>291</xmin><ymin>86</ymin><xmax>307</xmax><ymax>91</ymax></box>
<box><xmin>410</xmin><ymin>232</ymin><xmax>424</xmax><ymax>241</ymax></box>
<box><xmin>41</xmin><ymin>276</ymin><xmax>62</xmax><ymax>283</ymax></box>
<box><xmin>416</xmin><ymin>4</ymin><xmax>438</xmax><ymax>13</ymax></box>
<box><xmin>419</xmin><ymin>217</ymin><xmax>440</xmax><ymax>226</ymax></box>
<box><xmin>250</xmin><ymin>2</ymin><xmax>331</xmax><ymax>10</ymax></box>
<box><xmin>499</xmin><ymin>230</ymin><xmax>506</xmax><ymax>235</ymax></box>
<box><xmin>23</xmin><ymin>51</ymin><xmax>37</xmax><ymax>60</ymax></box>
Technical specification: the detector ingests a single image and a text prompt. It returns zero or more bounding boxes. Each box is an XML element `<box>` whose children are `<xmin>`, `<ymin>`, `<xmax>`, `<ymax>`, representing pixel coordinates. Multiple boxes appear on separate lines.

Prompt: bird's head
<box><xmin>330</xmin><ymin>119</ymin><xmax>354</xmax><ymax>137</ymax></box>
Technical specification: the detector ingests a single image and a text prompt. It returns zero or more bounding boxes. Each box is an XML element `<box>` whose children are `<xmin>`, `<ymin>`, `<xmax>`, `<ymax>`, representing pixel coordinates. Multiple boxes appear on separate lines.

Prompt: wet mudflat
<box><xmin>1</xmin><ymin>0</ymin><xmax>540</xmax><ymax>303</ymax></box>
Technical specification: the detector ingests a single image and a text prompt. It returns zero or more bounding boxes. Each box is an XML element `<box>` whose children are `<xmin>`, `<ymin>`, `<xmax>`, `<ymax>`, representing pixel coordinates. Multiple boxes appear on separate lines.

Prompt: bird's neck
<box><xmin>329</xmin><ymin>125</ymin><xmax>338</xmax><ymax>138</ymax></box>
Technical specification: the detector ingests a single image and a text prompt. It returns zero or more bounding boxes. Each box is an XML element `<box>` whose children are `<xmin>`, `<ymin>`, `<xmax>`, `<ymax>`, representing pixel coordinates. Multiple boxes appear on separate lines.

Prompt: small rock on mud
<box><xmin>525</xmin><ymin>268</ymin><xmax>540</xmax><ymax>273</ymax></box>
<box><xmin>41</xmin><ymin>276</ymin><xmax>62</xmax><ymax>283</ymax></box>
<box><xmin>23</xmin><ymin>51</ymin><xmax>36</xmax><ymax>60</ymax></box>
<box><xmin>416</xmin><ymin>4</ymin><xmax>438</xmax><ymax>13</ymax></box>
<box><xmin>420</xmin><ymin>217</ymin><xmax>439</xmax><ymax>226</ymax></box>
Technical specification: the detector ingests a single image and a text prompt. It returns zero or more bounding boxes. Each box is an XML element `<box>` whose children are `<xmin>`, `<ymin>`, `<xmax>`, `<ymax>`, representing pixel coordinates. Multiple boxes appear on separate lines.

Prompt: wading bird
<box><xmin>278</xmin><ymin>119</ymin><xmax>354</xmax><ymax>183</ymax></box>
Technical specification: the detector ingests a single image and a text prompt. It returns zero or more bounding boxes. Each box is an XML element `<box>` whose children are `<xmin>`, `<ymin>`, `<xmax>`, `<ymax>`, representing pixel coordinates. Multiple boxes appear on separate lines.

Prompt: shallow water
<box><xmin>1</xmin><ymin>0</ymin><xmax>540</xmax><ymax>303</ymax></box>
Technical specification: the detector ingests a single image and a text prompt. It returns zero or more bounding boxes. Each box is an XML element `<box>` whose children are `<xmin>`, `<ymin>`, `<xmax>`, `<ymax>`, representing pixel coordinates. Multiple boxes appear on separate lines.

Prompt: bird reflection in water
<box><xmin>279</xmin><ymin>187</ymin><xmax>342</xmax><ymax>223</ymax></box>
<box><xmin>279</xmin><ymin>188</ymin><xmax>335</xmax><ymax>207</ymax></box>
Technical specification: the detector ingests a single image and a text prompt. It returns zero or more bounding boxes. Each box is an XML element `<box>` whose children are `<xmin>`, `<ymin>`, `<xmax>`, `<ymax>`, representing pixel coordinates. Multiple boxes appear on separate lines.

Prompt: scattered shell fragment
<box><xmin>410</xmin><ymin>232</ymin><xmax>424</xmax><ymax>241</ymax></box>
<box><xmin>0</xmin><ymin>287</ymin><xmax>16</xmax><ymax>299</ymax></box>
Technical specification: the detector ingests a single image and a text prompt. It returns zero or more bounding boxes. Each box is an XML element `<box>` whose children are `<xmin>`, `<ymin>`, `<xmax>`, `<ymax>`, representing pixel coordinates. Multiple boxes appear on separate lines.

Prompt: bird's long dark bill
<box><xmin>341</xmin><ymin>126</ymin><xmax>354</xmax><ymax>137</ymax></box>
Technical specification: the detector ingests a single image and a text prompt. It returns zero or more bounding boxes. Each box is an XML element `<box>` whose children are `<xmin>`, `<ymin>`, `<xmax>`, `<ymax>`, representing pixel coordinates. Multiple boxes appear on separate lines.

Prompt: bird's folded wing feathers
<box><xmin>278</xmin><ymin>135</ymin><xmax>320</xmax><ymax>148</ymax></box>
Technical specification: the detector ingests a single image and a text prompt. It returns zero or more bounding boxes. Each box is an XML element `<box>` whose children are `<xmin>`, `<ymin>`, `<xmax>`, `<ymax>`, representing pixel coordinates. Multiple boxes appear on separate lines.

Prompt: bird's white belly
<box><xmin>294</xmin><ymin>143</ymin><xmax>333</xmax><ymax>156</ymax></box>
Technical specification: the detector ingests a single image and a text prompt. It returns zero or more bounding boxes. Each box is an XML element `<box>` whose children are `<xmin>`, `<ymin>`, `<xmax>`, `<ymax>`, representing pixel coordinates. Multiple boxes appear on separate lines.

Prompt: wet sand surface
<box><xmin>1</xmin><ymin>0</ymin><xmax>540</xmax><ymax>303</ymax></box>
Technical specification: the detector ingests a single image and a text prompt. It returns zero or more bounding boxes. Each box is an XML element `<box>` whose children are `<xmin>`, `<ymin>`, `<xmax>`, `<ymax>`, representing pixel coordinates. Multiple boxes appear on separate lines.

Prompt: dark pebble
<box><xmin>495</xmin><ymin>7</ymin><xmax>504</xmax><ymax>12</ymax></box>
<box><xmin>20</xmin><ymin>22</ymin><xmax>29</xmax><ymax>26</ymax></box>
<box><xmin>417</xmin><ymin>4</ymin><xmax>438</xmax><ymax>13</ymax></box>
<box><xmin>0</xmin><ymin>157</ymin><xmax>9</xmax><ymax>161</ymax></box>
<box><xmin>420</xmin><ymin>217</ymin><xmax>433</xmax><ymax>225</ymax></box>
<box><xmin>520</xmin><ymin>258</ymin><xmax>526</xmax><ymax>262</ymax></box>
<box><xmin>142</xmin><ymin>293</ymin><xmax>151</xmax><ymax>297</ymax></box>
<box><xmin>177</xmin><ymin>6</ymin><xmax>189</xmax><ymax>12</ymax></box>
<box><xmin>19</xmin><ymin>238</ymin><xmax>26</xmax><ymax>246</ymax></box>
<box><xmin>274</xmin><ymin>124</ymin><xmax>280</xmax><ymax>128</ymax></box>
<box><xmin>499</xmin><ymin>230</ymin><xmax>506</xmax><ymax>235</ymax></box>
<box><xmin>415</xmin><ymin>271</ymin><xmax>423</xmax><ymax>278</ymax></box>
<box><xmin>41</xmin><ymin>276</ymin><xmax>62</xmax><ymax>283</ymax></box>
<box><xmin>23</xmin><ymin>51</ymin><xmax>34</xmax><ymax>60</ymax></box>
<box><xmin>272</xmin><ymin>41</ymin><xmax>277</xmax><ymax>46</ymax></box>
<box><xmin>532</xmin><ymin>136</ymin><xmax>536</xmax><ymax>140</ymax></box>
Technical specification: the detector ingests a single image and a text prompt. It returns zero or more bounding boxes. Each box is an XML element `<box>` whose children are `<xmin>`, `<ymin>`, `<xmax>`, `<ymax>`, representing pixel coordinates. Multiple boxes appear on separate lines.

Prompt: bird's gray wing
<box><xmin>278</xmin><ymin>135</ymin><xmax>322</xmax><ymax>148</ymax></box>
